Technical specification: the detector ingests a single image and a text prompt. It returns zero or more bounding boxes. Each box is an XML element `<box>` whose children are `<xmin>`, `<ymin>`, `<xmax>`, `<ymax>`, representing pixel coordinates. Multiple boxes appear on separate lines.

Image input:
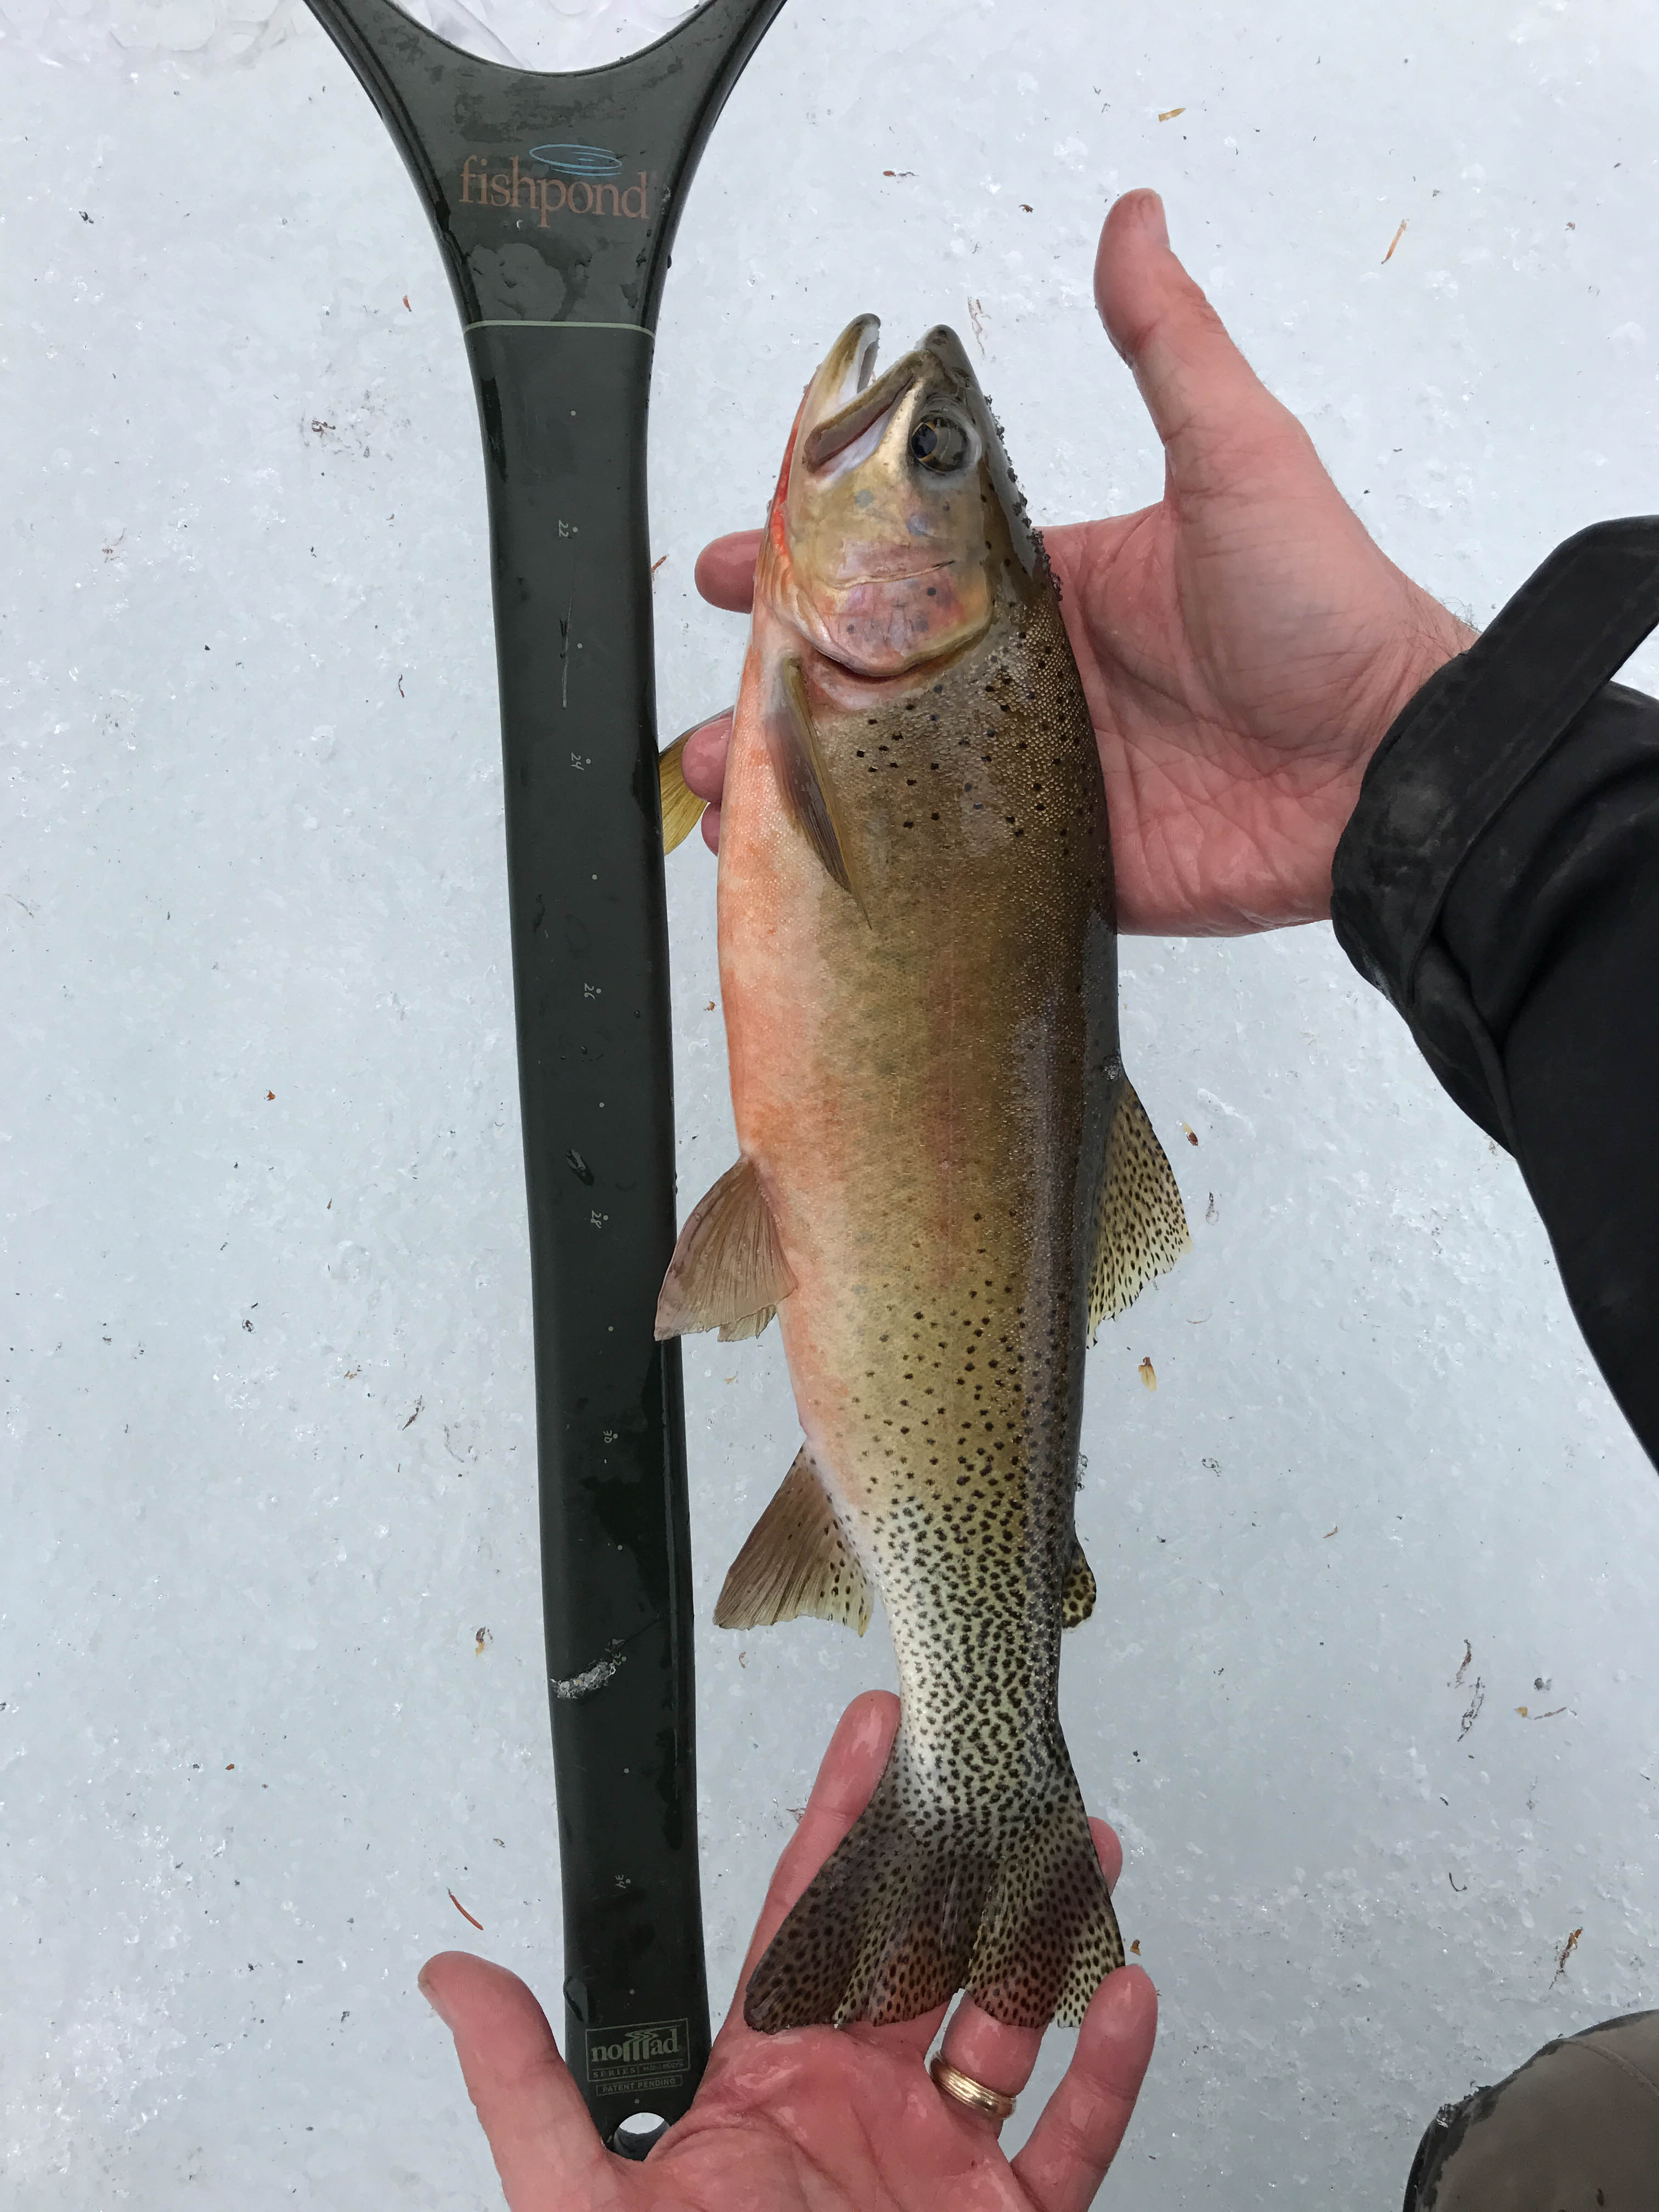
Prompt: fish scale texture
<box><xmin>726</xmin><ymin>510</ymin><xmax>1138</xmax><ymax>2025</ymax></box>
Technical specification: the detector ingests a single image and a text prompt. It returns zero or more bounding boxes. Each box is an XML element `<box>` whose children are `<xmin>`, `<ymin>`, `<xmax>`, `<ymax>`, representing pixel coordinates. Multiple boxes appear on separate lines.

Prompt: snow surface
<box><xmin>3</xmin><ymin>1</ymin><xmax>1659</xmax><ymax>2204</ymax></box>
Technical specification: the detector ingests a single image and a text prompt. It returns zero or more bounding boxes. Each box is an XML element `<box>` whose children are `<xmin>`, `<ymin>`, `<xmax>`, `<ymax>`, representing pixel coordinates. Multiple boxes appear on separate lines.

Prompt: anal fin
<box><xmin>654</xmin><ymin>1156</ymin><xmax>795</xmax><ymax>1342</ymax></box>
<box><xmin>1088</xmin><ymin>1075</ymin><xmax>1192</xmax><ymax>1341</ymax></box>
<box><xmin>715</xmin><ymin>1448</ymin><xmax>871</xmax><ymax>1636</ymax></box>
<box><xmin>1062</xmin><ymin>1542</ymin><xmax>1096</xmax><ymax>1629</ymax></box>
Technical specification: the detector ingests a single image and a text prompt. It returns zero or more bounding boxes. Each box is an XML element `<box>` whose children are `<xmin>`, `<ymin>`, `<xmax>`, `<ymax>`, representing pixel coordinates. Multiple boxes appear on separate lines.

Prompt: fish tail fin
<box><xmin>744</xmin><ymin>1735</ymin><xmax>1122</xmax><ymax>2034</ymax></box>
<box><xmin>964</xmin><ymin>1773</ymin><xmax>1125</xmax><ymax>2027</ymax></box>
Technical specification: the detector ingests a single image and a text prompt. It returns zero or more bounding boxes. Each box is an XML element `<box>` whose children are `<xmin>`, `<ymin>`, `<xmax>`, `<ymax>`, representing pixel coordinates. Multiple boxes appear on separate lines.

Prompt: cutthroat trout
<box><xmin>656</xmin><ymin>318</ymin><xmax>1189</xmax><ymax>2033</ymax></box>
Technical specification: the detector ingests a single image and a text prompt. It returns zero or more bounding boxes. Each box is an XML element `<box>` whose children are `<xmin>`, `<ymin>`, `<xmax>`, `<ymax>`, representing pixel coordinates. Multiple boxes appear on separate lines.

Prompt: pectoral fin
<box><xmin>1062</xmin><ymin>1542</ymin><xmax>1097</xmax><ymax>1628</ymax></box>
<box><xmin>1088</xmin><ymin>1076</ymin><xmax>1191</xmax><ymax>1341</ymax></box>
<box><xmin>654</xmin><ymin>1157</ymin><xmax>796</xmax><ymax>1342</ymax></box>
<box><xmin>769</xmin><ymin>657</ymin><xmax>862</xmax><ymax>908</ymax></box>
<box><xmin>715</xmin><ymin>1448</ymin><xmax>872</xmax><ymax>1635</ymax></box>
<box><xmin>657</xmin><ymin>723</ymin><xmax>714</xmax><ymax>854</ymax></box>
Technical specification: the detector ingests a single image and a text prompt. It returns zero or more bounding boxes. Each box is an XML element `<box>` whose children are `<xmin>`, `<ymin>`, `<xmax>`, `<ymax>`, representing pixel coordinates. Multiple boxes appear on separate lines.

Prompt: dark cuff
<box><xmin>1331</xmin><ymin>516</ymin><xmax>1659</xmax><ymax>1143</ymax></box>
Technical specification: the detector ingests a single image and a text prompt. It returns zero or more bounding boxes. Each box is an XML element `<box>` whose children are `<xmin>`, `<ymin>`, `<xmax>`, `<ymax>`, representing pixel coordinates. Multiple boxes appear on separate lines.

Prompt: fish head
<box><xmin>761</xmin><ymin>317</ymin><xmax>1042</xmax><ymax>678</ymax></box>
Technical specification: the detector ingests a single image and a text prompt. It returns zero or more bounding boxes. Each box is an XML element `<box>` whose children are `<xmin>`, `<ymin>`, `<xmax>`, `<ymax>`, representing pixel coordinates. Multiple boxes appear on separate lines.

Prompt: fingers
<box><xmin>417</xmin><ymin>1951</ymin><xmax>622</xmax><ymax>2210</ymax></box>
<box><xmin>679</xmin><ymin>710</ymin><xmax>730</xmax><ymax>806</ymax></box>
<box><xmin>695</xmin><ymin>531</ymin><xmax>762</xmax><ymax>613</ymax></box>
<box><xmin>731</xmin><ymin>1690</ymin><xmax>900</xmax><ymax>2007</ymax></box>
<box><xmin>1008</xmin><ymin>1965</ymin><xmax>1159</xmax><ymax>2212</ymax></box>
<box><xmin>663</xmin><ymin>709</ymin><xmax>728</xmax><ymax>854</ymax></box>
<box><xmin>936</xmin><ymin>2008</ymin><xmax>1043</xmax><ymax>2123</ymax></box>
<box><xmin>933</xmin><ymin>1817</ymin><xmax>1125</xmax><ymax>2124</ymax></box>
<box><xmin>1090</xmin><ymin>1813</ymin><xmax>1124</xmax><ymax>1893</ymax></box>
<box><xmin>686</xmin><ymin>524</ymin><xmax>756</xmax><ymax>850</ymax></box>
<box><xmin>1094</xmin><ymin>188</ymin><xmax>1295</xmax><ymax>492</ymax></box>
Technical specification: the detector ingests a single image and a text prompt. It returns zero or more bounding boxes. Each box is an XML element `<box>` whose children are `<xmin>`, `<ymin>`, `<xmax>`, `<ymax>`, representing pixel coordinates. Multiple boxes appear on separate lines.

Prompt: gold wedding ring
<box><xmin>930</xmin><ymin>2053</ymin><xmax>1017</xmax><ymax>2123</ymax></box>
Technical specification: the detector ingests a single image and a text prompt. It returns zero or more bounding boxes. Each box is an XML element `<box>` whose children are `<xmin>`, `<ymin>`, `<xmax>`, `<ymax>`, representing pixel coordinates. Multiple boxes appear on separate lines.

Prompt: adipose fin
<box><xmin>1062</xmin><ymin>1542</ymin><xmax>1097</xmax><ymax>1629</ymax></box>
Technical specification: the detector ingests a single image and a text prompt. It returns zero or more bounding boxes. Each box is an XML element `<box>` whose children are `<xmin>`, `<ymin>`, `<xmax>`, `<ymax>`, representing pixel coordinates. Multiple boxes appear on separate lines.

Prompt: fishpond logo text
<box><xmin>460</xmin><ymin>156</ymin><xmax>651</xmax><ymax>224</ymax></box>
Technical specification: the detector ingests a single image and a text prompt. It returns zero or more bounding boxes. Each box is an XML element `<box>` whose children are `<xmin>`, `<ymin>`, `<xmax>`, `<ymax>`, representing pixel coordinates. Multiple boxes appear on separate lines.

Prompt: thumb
<box><xmin>1095</xmin><ymin>189</ymin><xmax>1297</xmax><ymax>494</ymax></box>
<box><xmin>419</xmin><ymin>1952</ymin><xmax>627</xmax><ymax>2210</ymax></box>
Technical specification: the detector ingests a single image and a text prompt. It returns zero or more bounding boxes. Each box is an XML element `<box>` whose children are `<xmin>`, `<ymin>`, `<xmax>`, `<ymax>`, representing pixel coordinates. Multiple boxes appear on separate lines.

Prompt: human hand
<box><xmin>419</xmin><ymin>1691</ymin><xmax>1158</xmax><ymax>2212</ymax></box>
<box><xmin>679</xmin><ymin>188</ymin><xmax>1475</xmax><ymax>935</ymax></box>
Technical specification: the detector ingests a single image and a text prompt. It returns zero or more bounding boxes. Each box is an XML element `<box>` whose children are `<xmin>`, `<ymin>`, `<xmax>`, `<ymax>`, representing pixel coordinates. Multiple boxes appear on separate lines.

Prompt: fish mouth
<box><xmin>794</xmin><ymin>314</ymin><xmax>881</xmax><ymax>448</ymax></box>
<box><xmin>799</xmin><ymin>321</ymin><xmax>983</xmax><ymax>478</ymax></box>
<box><xmin>802</xmin><ymin>352</ymin><xmax>921</xmax><ymax>471</ymax></box>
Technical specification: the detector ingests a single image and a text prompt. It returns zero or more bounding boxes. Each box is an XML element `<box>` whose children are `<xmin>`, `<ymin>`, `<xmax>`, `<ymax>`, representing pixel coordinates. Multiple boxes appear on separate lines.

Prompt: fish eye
<box><xmin>909</xmin><ymin>413</ymin><xmax>972</xmax><ymax>475</ymax></box>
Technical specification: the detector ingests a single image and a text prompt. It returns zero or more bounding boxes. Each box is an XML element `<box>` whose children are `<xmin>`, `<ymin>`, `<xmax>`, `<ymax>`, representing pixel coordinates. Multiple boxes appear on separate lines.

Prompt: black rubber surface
<box><xmin>296</xmin><ymin>0</ymin><xmax>788</xmax><ymax>2137</ymax></box>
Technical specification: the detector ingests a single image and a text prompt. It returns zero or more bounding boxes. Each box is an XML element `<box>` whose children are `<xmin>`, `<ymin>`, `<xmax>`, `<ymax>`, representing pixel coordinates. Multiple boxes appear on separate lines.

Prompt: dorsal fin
<box><xmin>654</xmin><ymin>1156</ymin><xmax>795</xmax><ymax>1342</ymax></box>
<box><xmin>1062</xmin><ymin>1541</ymin><xmax>1096</xmax><ymax>1628</ymax></box>
<box><xmin>715</xmin><ymin>1448</ymin><xmax>872</xmax><ymax>1635</ymax></box>
<box><xmin>1088</xmin><ymin>1075</ymin><xmax>1190</xmax><ymax>1342</ymax></box>
<box><xmin>657</xmin><ymin>724</ymin><xmax>713</xmax><ymax>854</ymax></box>
<box><xmin>768</xmin><ymin>657</ymin><xmax>862</xmax><ymax>909</ymax></box>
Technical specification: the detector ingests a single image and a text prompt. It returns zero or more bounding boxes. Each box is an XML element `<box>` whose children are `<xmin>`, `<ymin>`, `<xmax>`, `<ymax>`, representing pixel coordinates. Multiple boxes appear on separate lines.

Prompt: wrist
<box><xmin>1297</xmin><ymin>588</ymin><xmax>1475</xmax><ymax>929</ymax></box>
<box><xmin>1355</xmin><ymin>584</ymin><xmax>1479</xmax><ymax>771</ymax></box>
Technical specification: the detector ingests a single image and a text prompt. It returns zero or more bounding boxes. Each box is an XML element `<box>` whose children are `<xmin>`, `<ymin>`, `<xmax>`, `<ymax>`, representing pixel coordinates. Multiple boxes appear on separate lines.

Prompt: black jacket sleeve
<box><xmin>1330</xmin><ymin>518</ymin><xmax>1659</xmax><ymax>1468</ymax></box>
